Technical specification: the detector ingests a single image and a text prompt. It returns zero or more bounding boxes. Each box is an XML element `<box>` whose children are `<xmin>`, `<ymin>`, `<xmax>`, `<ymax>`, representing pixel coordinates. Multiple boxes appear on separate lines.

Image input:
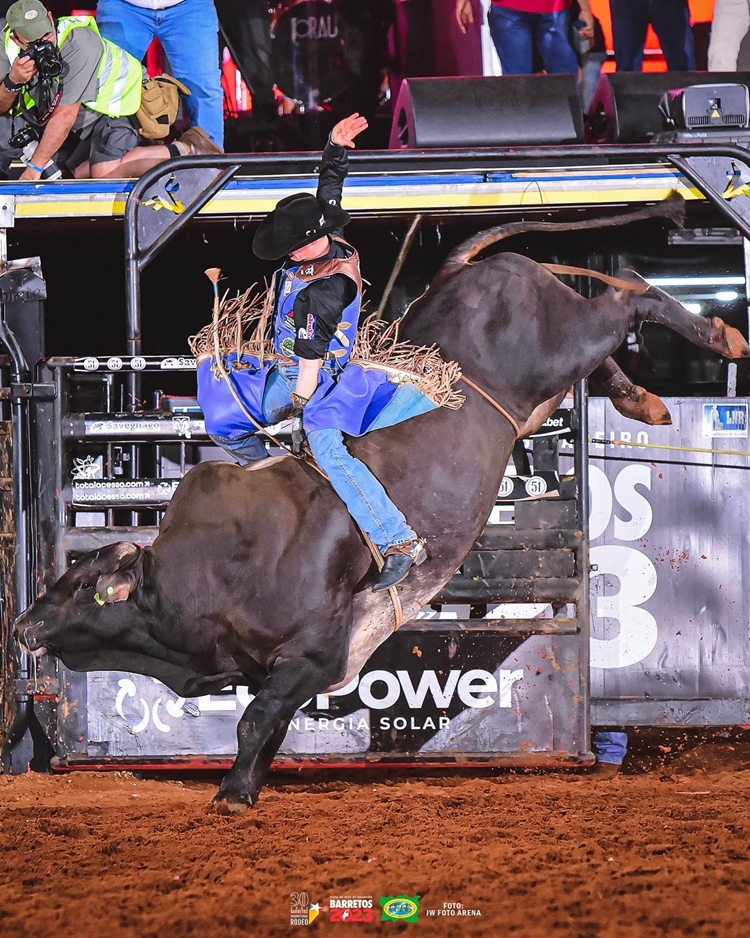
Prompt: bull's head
<box><xmin>13</xmin><ymin>541</ymin><xmax>148</xmax><ymax>668</ymax></box>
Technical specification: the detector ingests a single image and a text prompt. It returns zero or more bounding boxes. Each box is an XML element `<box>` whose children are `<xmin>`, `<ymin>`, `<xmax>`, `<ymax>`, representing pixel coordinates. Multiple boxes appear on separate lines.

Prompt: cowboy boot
<box><xmin>372</xmin><ymin>539</ymin><xmax>427</xmax><ymax>592</ymax></box>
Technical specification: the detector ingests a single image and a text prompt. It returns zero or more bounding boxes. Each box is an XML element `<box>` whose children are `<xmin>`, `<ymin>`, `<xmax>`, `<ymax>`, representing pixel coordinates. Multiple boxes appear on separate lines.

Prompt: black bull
<box><xmin>15</xmin><ymin>196</ymin><xmax>750</xmax><ymax>810</ymax></box>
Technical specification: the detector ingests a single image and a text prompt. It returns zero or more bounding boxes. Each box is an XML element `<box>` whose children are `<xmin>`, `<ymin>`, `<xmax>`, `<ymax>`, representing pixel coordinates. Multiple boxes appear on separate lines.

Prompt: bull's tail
<box><xmin>435</xmin><ymin>191</ymin><xmax>686</xmax><ymax>285</ymax></box>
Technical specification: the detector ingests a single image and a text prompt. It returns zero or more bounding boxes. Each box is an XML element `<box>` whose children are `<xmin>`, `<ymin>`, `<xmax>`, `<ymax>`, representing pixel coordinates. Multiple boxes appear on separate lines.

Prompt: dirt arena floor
<box><xmin>2</xmin><ymin>735</ymin><xmax>750</xmax><ymax>938</ymax></box>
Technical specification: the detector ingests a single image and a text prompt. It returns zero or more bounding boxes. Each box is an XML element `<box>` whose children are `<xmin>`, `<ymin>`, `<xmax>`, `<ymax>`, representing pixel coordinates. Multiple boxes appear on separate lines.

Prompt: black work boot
<box><xmin>372</xmin><ymin>539</ymin><xmax>427</xmax><ymax>592</ymax></box>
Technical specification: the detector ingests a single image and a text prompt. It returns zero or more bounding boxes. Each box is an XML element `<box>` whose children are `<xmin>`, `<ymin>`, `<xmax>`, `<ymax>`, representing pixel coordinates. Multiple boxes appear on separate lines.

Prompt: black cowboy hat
<box><xmin>252</xmin><ymin>192</ymin><xmax>350</xmax><ymax>260</ymax></box>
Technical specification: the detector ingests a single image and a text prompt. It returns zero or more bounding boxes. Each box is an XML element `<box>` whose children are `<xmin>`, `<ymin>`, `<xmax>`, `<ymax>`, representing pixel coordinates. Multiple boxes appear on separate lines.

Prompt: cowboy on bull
<box><xmin>203</xmin><ymin>114</ymin><xmax>426</xmax><ymax>591</ymax></box>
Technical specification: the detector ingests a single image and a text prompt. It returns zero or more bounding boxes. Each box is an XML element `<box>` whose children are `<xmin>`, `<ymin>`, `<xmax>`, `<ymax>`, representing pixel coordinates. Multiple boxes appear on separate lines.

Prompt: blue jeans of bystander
<box><xmin>487</xmin><ymin>6</ymin><xmax>579</xmax><ymax>76</ymax></box>
<box><xmin>609</xmin><ymin>0</ymin><xmax>695</xmax><ymax>72</ymax></box>
<box><xmin>96</xmin><ymin>0</ymin><xmax>225</xmax><ymax>147</ymax></box>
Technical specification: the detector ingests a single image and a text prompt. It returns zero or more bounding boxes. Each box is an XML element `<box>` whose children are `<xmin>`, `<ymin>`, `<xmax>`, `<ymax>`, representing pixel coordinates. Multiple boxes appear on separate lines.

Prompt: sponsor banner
<box><xmin>577</xmin><ymin>398</ymin><xmax>750</xmax><ymax>724</ymax></box>
<box><xmin>77</xmin><ymin>628</ymin><xmax>581</xmax><ymax>758</ymax></box>
<box><xmin>80</xmin><ymin>416</ymin><xmax>206</xmax><ymax>439</ymax></box>
<box><xmin>703</xmin><ymin>401</ymin><xmax>748</xmax><ymax>437</ymax></box>
<box><xmin>71</xmin><ymin>479</ymin><xmax>180</xmax><ymax>506</ymax></box>
<box><xmin>527</xmin><ymin>408</ymin><xmax>574</xmax><ymax>438</ymax></box>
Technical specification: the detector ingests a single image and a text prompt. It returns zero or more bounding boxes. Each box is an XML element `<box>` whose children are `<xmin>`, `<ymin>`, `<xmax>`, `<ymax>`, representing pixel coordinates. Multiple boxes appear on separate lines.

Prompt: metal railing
<box><xmin>124</xmin><ymin>141</ymin><xmax>750</xmax><ymax>376</ymax></box>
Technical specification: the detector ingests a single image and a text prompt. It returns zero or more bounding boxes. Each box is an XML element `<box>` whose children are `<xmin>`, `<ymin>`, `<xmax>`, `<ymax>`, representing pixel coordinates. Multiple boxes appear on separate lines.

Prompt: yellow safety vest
<box><xmin>4</xmin><ymin>16</ymin><xmax>142</xmax><ymax>118</ymax></box>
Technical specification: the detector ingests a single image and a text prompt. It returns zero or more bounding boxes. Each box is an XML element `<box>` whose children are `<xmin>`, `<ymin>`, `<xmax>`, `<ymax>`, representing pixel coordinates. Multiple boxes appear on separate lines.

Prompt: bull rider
<box><xmin>202</xmin><ymin>113</ymin><xmax>427</xmax><ymax>592</ymax></box>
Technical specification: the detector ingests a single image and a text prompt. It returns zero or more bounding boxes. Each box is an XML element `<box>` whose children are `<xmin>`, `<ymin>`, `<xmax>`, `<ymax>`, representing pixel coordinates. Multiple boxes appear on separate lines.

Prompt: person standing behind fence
<box><xmin>707</xmin><ymin>0</ymin><xmax>750</xmax><ymax>71</ymax></box>
<box><xmin>95</xmin><ymin>0</ymin><xmax>225</xmax><ymax>149</ymax></box>
<box><xmin>455</xmin><ymin>0</ymin><xmax>593</xmax><ymax>77</ymax></box>
<box><xmin>608</xmin><ymin>0</ymin><xmax>696</xmax><ymax>72</ymax></box>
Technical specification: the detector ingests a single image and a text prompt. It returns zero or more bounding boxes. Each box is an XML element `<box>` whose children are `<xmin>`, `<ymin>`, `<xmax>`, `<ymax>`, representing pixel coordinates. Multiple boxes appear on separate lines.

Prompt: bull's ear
<box><xmin>94</xmin><ymin>572</ymin><xmax>136</xmax><ymax>604</ymax></box>
<box><xmin>94</xmin><ymin>543</ymin><xmax>143</xmax><ymax>604</ymax></box>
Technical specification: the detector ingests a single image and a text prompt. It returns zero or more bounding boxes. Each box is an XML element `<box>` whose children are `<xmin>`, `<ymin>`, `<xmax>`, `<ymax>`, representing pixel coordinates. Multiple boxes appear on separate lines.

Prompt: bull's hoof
<box><xmin>209</xmin><ymin>787</ymin><xmax>253</xmax><ymax>814</ymax></box>
<box><xmin>611</xmin><ymin>387</ymin><xmax>672</xmax><ymax>426</ymax></box>
<box><xmin>208</xmin><ymin>797</ymin><xmax>249</xmax><ymax>815</ymax></box>
<box><xmin>712</xmin><ymin>319</ymin><xmax>750</xmax><ymax>359</ymax></box>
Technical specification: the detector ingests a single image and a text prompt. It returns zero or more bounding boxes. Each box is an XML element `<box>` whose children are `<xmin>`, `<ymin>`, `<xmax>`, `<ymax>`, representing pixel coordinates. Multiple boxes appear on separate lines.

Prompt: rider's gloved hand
<box><xmin>290</xmin><ymin>393</ymin><xmax>309</xmax><ymax>458</ymax></box>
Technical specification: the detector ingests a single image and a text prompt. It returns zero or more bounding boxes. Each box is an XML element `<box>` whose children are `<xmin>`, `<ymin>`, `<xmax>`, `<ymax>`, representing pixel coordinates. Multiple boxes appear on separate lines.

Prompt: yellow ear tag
<box><xmin>94</xmin><ymin>593</ymin><xmax>105</xmax><ymax>606</ymax></box>
<box><xmin>107</xmin><ymin>586</ymin><xmax>114</xmax><ymax>595</ymax></box>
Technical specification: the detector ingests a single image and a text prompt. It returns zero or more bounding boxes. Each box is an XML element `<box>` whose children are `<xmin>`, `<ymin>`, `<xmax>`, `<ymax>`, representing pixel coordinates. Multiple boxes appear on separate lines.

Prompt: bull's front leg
<box><xmin>590</xmin><ymin>357</ymin><xmax>672</xmax><ymax>426</ymax></box>
<box><xmin>212</xmin><ymin>653</ymin><xmax>345</xmax><ymax>812</ymax></box>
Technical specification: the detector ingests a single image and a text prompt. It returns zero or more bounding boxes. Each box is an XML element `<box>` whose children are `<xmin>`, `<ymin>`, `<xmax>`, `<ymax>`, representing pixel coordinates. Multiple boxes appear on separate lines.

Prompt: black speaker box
<box><xmin>389</xmin><ymin>75</ymin><xmax>584</xmax><ymax>149</ymax></box>
<box><xmin>587</xmin><ymin>71</ymin><xmax>750</xmax><ymax>143</ymax></box>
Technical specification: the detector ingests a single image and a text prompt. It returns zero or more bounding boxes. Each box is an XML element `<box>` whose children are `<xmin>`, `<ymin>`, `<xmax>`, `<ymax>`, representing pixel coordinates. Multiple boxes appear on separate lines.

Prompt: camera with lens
<box><xmin>8</xmin><ymin>124</ymin><xmax>40</xmax><ymax>149</ymax></box>
<box><xmin>21</xmin><ymin>38</ymin><xmax>62</xmax><ymax>79</ymax></box>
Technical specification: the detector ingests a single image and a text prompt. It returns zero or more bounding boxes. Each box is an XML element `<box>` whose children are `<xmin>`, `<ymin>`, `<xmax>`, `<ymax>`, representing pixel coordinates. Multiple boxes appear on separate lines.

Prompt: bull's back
<box><xmin>404</xmin><ymin>252</ymin><xmax>584</xmax><ymax>351</ymax></box>
<box><xmin>154</xmin><ymin>458</ymin><xmax>369</xmax><ymax>582</ymax></box>
<box><xmin>159</xmin><ymin>459</ymin><xmax>321</xmax><ymax>532</ymax></box>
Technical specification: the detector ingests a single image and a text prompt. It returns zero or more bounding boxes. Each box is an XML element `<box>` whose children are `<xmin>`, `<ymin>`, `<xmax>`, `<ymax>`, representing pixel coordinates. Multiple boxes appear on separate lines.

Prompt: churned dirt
<box><xmin>1</xmin><ymin>739</ymin><xmax>750</xmax><ymax>938</ymax></box>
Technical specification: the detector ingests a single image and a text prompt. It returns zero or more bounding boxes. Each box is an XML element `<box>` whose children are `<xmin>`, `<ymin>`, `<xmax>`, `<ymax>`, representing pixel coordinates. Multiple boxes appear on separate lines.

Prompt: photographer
<box><xmin>0</xmin><ymin>0</ymin><xmax>219</xmax><ymax>180</ymax></box>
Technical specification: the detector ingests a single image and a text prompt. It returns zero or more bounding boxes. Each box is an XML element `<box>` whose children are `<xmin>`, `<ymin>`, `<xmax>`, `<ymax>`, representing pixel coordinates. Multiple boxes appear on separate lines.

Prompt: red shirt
<box><xmin>490</xmin><ymin>0</ymin><xmax>572</xmax><ymax>11</ymax></box>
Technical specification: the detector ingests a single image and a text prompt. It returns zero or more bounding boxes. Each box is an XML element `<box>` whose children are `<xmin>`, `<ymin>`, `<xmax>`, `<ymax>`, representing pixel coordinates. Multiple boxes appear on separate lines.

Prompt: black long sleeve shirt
<box><xmin>288</xmin><ymin>138</ymin><xmax>357</xmax><ymax>360</ymax></box>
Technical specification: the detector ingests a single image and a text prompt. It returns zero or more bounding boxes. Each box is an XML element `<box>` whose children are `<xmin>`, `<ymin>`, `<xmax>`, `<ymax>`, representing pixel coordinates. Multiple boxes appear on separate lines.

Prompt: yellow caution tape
<box><xmin>590</xmin><ymin>438</ymin><xmax>750</xmax><ymax>458</ymax></box>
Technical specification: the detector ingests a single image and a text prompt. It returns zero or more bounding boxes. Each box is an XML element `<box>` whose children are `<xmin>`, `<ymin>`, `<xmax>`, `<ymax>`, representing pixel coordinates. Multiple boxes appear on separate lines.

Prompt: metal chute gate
<box><xmin>2</xmin><ymin>142</ymin><xmax>750</xmax><ymax>771</ymax></box>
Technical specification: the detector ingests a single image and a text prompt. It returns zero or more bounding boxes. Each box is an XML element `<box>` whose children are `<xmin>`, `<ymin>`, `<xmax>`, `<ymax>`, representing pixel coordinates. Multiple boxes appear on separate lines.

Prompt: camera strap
<box><xmin>19</xmin><ymin>77</ymin><xmax>63</xmax><ymax>127</ymax></box>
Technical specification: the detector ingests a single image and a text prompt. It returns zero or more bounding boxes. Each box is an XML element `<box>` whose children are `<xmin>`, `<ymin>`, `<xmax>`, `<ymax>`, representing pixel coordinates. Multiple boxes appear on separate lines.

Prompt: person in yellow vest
<box><xmin>0</xmin><ymin>0</ymin><xmax>220</xmax><ymax>180</ymax></box>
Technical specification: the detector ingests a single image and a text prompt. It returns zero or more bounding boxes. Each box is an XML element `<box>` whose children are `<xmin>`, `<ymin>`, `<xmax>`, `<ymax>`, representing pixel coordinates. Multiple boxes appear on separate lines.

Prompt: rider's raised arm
<box><xmin>316</xmin><ymin>136</ymin><xmax>349</xmax><ymax>215</ymax></box>
<box><xmin>316</xmin><ymin>113</ymin><xmax>368</xmax><ymax>223</ymax></box>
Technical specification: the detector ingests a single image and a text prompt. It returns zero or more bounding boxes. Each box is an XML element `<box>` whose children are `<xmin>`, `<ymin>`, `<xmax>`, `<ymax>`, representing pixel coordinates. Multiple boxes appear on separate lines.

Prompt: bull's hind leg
<box><xmin>211</xmin><ymin>647</ymin><xmax>348</xmax><ymax>812</ymax></box>
<box><xmin>619</xmin><ymin>270</ymin><xmax>750</xmax><ymax>360</ymax></box>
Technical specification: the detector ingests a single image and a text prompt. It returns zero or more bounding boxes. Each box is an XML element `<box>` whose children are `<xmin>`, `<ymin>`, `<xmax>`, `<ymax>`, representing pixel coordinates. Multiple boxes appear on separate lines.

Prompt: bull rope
<box><xmin>459</xmin><ymin>375</ymin><xmax>521</xmax><ymax>437</ymax></box>
<box><xmin>202</xmin><ymin>269</ymin><xmax>405</xmax><ymax>631</ymax></box>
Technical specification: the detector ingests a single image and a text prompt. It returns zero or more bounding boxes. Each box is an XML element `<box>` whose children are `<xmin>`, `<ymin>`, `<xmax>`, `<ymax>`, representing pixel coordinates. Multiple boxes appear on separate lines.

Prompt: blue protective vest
<box><xmin>271</xmin><ymin>237</ymin><xmax>362</xmax><ymax>371</ymax></box>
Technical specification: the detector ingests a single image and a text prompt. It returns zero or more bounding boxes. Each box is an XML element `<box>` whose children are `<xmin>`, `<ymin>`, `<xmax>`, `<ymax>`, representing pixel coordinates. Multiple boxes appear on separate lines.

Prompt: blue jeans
<box><xmin>592</xmin><ymin>731</ymin><xmax>628</xmax><ymax>765</ymax></box>
<box><xmin>609</xmin><ymin>0</ymin><xmax>695</xmax><ymax>72</ymax></box>
<box><xmin>210</xmin><ymin>365</ymin><xmax>416</xmax><ymax>554</ymax></box>
<box><xmin>96</xmin><ymin>0</ymin><xmax>225</xmax><ymax>147</ymax></box>
<box><xmin>487</xmin><ymin>6</ymin><xmax>579</xmax><ymax>76</ymax></box>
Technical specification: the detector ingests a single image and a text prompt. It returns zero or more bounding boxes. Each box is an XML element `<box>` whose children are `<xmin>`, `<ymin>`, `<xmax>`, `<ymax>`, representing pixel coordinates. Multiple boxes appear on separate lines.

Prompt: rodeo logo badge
<box><xmin>380</xmin><ymin>895</ymin><xmax>420</xmax><ymax>922</ymax></box>
<box><xmin>290</xmin><ymin>891</ymin><xmax>320</xmax><ymax>926</ymax></box>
